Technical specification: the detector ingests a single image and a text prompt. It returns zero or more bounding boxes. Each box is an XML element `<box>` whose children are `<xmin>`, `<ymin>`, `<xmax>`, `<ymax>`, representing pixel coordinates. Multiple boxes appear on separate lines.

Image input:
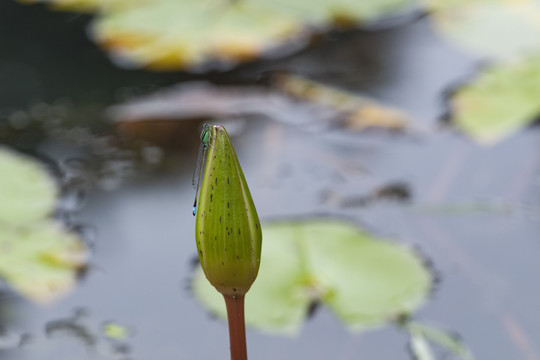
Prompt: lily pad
<box><xmin>0</xmin><ymin>147</ymin><xmax>57</xmax><ymax>225</ymax></box>
<box><xmin>423</xmin><ymin>0</ymin><xmax>540</xmax><ymax>144</ymax></box>
<box><xmin>451</xmin><ymin>57</ymin><xmax>540</xmax><ymax>144</ymax></box>
<box><xmin>0</xmin><ymin>221</ymin><xmax>88</xmax><ymax>305</ymax></box>
<box><xmin>193</xmin><ymin>219</ymin><xmax>432</xmax><ymax>335</ymax></box>
<box><xmin>428</xmin><ymin>0</ymin><xmax>540</xmax><ymax>62</ymax></box>
<box><xmin>20</xmin><ymin>0</ymin><xmax>416</xmax><ymax>70</ymax></box>
<box><xmin>0</xmin><ymin>147</ymin><xmax>88</xmax><ymax>304</ymax></box>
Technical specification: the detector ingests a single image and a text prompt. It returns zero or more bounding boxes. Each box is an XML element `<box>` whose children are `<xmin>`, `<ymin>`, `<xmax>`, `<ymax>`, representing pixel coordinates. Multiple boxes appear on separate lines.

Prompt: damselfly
<box><xmin>192</xmin><ymin>123</ymin><xmax>212</xmax><ymax>216</ymax></box>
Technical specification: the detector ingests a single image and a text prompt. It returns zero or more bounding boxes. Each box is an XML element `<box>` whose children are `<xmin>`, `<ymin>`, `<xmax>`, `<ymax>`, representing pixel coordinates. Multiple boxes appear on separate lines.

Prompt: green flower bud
<box><xmin>194</xmin><ymin>125</ymin><xmax>262</xmax><ymax>297</ymax></box>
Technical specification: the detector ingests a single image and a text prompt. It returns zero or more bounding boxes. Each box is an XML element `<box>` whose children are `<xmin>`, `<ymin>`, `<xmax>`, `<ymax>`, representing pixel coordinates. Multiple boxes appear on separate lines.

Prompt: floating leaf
<box><xmin>425</xmin><ymin>0</ymin><xmax>540</xmax><ymax>144</ymax></box>
<box><xmin>0</xmin><ymin>221</ymin><xmax>88</xmax><ymax>304</ymax></box>
<box><xmin>409</xmin><ymin>330</ymin><xmax>435</xmax><ymax>360</ymax></box>
<box><xmin>408</xmin><ymin>323</ymin><xmax>475</xmax><ymax>360</ymax></box>
<box><xmin>0</xmin><ymin>147</ymin><xmax>88</xmax><ymax>304</ymax></box>
<box><xmin>20</xmin><ymin>0</ymin><xmax>416</xmax><ymax>70</ymax></box>
<box><xmin>193</xmin><ymin>219</ymin><xmax>432</xmax><ymax>335</ymax></box>
<box><xmin>428</xmin><ymin>0</ymin><xmax>540</xmax><ymax>62</ymax></box>
<box><xmin>0</xmin><ymin>147</ymin><xmax>57</xmax><ymax>225</ymax></box>
<box><xmin>194</xmin><ymin>220</ymin><xmax>311</xmax><ymax>335</ymax></box>
<box><xmin>102</xmin><ymin>322</ymin><xmax>132</xmax><ymax>340</ymax></box>
<box><xmin>451</xmin><ymin>57</ymin><xmax>540</xmax><ymax>144</ymax></box>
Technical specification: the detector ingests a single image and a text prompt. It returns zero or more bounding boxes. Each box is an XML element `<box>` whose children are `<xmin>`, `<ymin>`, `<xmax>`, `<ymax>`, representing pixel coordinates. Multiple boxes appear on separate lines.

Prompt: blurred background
<box><xmin>1</xmin><ymin>0</ymin><xmax>539</xmax><ymax>359</ymax></box>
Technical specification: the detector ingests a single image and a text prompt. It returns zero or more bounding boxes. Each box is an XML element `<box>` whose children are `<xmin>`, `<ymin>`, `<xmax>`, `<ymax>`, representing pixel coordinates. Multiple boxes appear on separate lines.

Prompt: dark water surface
<box><xmin>1</xmin><ymin>2</ymin><xmax>539</xmax><ymax>360</ymax></box>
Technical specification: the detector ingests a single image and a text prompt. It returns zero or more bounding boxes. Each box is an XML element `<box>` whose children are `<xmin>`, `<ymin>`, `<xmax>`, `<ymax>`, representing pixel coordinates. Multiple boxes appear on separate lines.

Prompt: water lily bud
<box><xmin>195</xmin><ymin>125</ymin><xmax>262</xmax><ymax>297</ymax></box>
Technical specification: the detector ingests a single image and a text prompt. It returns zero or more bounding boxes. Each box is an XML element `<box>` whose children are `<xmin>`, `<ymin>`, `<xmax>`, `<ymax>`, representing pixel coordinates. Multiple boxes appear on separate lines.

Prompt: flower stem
<box><xmin>223</xmin><ymin>294</ymin><xmax>247</xmax><ymax>360</ymax></box>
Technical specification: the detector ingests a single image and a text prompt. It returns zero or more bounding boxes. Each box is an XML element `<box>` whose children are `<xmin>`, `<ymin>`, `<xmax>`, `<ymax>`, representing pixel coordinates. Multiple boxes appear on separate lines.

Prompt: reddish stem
<box><xmin>223</xmin><ymin>294</ymin><xmax>247</xmax><ymax>360</ymax></box>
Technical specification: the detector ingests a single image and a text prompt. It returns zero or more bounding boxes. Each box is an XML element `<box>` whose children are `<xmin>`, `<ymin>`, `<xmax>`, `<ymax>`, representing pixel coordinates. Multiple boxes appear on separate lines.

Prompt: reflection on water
<box><xmin>45</xmin><ymin>309</ymin><xmax>97</xmax><ymax>348</ymax></box>
<box><xmin>0</xmin><ymin>328</ymin><xmax>30</xmax><ymax>350</ymax></box>
<box><xmin>0</xmin><ymin>308</ymin><xmax>135</xmax><ymax>359</ymax></box>
<box><xmin>322</xmin><ymin>181</ymin><xmax>411</xmax><ymax>207</ymax></box>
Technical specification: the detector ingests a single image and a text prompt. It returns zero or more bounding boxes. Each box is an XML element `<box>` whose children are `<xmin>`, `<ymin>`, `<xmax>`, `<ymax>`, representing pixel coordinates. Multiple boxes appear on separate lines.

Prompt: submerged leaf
<box><xmin>274</xmin><ymin>74</ymin><xmax>410</xmax><ymax>131</ymax></box>
<box><xmin>193</xmin><ymin>219</ymin><xmax>432</xmax><ymax>334</ymax></box>
<box><xmin>451</xmin><ymin>57</ymin><xmax>540</xmax><ymax>144</ymax></box>
<box><xmin>110</xmin><ymin>77</ymin><xmax>413</xmax><ymax>140</ymax></box>
<box><xmin>20</xmin><ymin>0</ymin><xmax>416</xmax><ymax>70</ymax></box>
<box><xmin>0</xmin><ymin>147</ymin><xmax>57</xmax><ymax>225</ymax></box>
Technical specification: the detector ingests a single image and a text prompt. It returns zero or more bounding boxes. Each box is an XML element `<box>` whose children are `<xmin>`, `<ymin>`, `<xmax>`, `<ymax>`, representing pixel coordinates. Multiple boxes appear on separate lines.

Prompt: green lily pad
<box><xmin>428</xmin><ymin>0</ymin><xmax>540</xmax><ymax>62</ymax></box>
<box><xmin>0</xmin><ymin>147</ymin><xmax>57</xmax><ymax>225</ymax></box>
<box><xmin>451</xmin><ymin>57</ymin><xmax>540</xmax><ymax>144</ymax></box>
<box><xmin>20</xmin><ymin>0</ymin><xmax>416</xmax><ymax>70</ymax></box>
<box><xmin>426</xmin><ymin>1</ymin><xmax>540</xmax><ymax>144</ymax></box>
<box><xmin>193</xmin><ymin>219</ymin><xmax>432</xmax><ymax>335</ymax></box>
<box><xmin>0</xmin><ymin>147</ymin><xmax>88</xmax><ymax>304</ymax></box>
<box><xmin>0</xmin><ymin>221</ymin><xmax>88</xmax><ymax>305</ymax></box>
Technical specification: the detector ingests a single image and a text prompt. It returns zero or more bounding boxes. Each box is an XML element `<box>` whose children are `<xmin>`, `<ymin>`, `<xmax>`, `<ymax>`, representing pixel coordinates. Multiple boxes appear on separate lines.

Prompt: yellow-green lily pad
<box><xmin>193</xmin><ymin>219</ymin><xmax>432</xmax><ymax>335</ymax></box>
<box><xmin>451</xmin><ymin>57</ymin><xmax>540</xmax><ymax>144</ymax></box>
<box><xmin>426</xmin><ymin>0</ymin><xmax>540</xmax><ymax>144</ymax></box>
<box><xmin>428</xmin><ymin>0</ymin><xmax>540</xmax><ymax>62</ymax></box>
<box><xmin>0</xmin><ymin>147</ymin><xmax>88</xmax><ymax>304</ymax></box>
<box><xmin>20</xmin><ymin>0</ymin><xmax>416</xmax><ymax>70</ymax></box>
<box><xmin>0</xmin><ymin>147</ymin><xmax>57</xmax><ymax>225</ymax></box>
<box><xmin>0</xmin><ymin>221</ymin><xmax>88</xmax><ymax>305</ymax></box>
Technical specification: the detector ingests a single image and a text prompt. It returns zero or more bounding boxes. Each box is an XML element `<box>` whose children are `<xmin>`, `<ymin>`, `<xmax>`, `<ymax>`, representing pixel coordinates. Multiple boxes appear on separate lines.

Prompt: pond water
<box><xmin>1</xmin><ymin>2</ymin><xmax>540</xmax><ymax>360</ymax></box>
